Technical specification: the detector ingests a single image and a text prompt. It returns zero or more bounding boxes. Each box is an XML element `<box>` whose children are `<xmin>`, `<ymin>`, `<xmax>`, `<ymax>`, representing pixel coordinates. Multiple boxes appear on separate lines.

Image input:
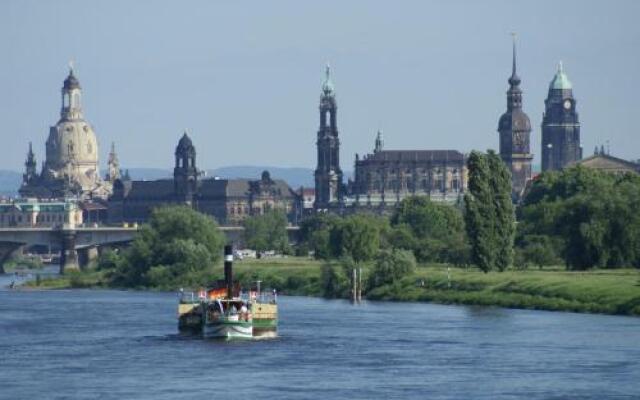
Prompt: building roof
<box><xmin>573</xmin><ymin>154</ymin><xmax>640</xmax><ymax>174</ymax></box>
<box><xmin>361</xmin><ymin>150</ymin><xmax>465</xmax><ymax>163</ymax></box>
<box><xmin>125</xmin><ymin>179</ymin><xmax>175</xmax><ymax>200</ymax></box>
<box><xmin>549</xmin><ymin>62</ymin><xmax>572</xmax><ymax>90</ymax></box>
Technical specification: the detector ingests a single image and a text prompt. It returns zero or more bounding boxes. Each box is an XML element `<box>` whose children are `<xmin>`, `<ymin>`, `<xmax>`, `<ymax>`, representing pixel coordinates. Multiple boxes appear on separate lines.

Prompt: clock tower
<box><xmin>498</xmin><ymin>35</ymin><xmax>533</xmax><ymax>200</ymax></box>
<box><xmin>541</xmin><ymin>62</ymin><xmax>581</xmax><ymax>171</ymax></box>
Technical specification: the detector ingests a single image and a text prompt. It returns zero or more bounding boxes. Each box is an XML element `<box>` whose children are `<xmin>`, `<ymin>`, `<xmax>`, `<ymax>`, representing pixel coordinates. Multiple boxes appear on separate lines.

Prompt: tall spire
<box><xmin>24</xmin><ymin>141</ymin><xmax>37</xmax><ymax>183</ymax></box>
<box><xmin>508</xmin><ymin>32</ymin><xmax>521</xmax><ymax>87</ymax></box>
<box><xmin>107</xmin><ymin>142</ymin><xmax>120</xmax><ymax>181</ymax></box>
<box><xmin>322</xmin><ymin>63</ymin><xmax>335</xmax><ymax>95</ymax></box>
<box><xmin>374</xmin><ymin>130</ymin><xmax>384</xmax><ymax>153</ymax></box>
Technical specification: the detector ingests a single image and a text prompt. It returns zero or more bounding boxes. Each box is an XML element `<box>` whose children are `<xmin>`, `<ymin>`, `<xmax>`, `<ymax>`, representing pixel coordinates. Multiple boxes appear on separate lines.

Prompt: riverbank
<box><xmin>20</xmin><ymin>258</ymin><xmax>640</xmax><ymax>316</ymax></box>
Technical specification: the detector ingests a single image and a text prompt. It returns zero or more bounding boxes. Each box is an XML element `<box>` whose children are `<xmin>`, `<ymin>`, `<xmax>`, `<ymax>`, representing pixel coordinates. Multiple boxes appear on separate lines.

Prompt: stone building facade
<box><xmin>19</xmin><ymin>68</ymin><xmax>116</xmax><ymax>200</ymax></box>
<box><xmin>349</xmin><ymin>132</ymin><xmax>466</xmax><ymax>207</ymax></box>
<box><xmin>108</xmin><ymin>133</ymin><xmax>301</xmax><ymax>225</ymax></box>
<box><xmin>0</xmin><ymin>199</ymin><xmax>83</xmax><ymax>228</ymax></box>
<box><xmin>573</xmin><ymin>148</ymin><xmax>640</xmax><ymax>176</ymax></box>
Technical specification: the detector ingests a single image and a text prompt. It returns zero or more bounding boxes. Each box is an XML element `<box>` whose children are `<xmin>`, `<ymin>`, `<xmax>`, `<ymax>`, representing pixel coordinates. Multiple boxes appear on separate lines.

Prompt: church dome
<box><xmin>549</xmin><ymin>62</ymin><xmax>572</xmax><ymax>90</ymax></box>
<box><xmin>46</xmin><ymin>120</ymin><xmax>99</xmax><ymax>168</ymax></box>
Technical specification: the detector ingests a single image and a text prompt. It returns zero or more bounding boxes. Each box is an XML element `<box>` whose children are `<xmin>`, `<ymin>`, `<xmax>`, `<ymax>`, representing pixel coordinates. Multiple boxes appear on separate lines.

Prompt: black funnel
<box><xmin>224</xmin><ymin>245</ymin><xmax>233</xmax><ymax>299</ymax></box>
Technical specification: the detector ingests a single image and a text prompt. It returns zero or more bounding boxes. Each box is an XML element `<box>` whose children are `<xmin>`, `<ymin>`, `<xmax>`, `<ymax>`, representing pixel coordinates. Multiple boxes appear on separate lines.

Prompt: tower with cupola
<box><xmin>541</xmin><ymin>62</ymin><xmax>581</xmax><ymax>171</ymax></box>
<box><xmin>174</xmin><ymin>131</ymin><xmax>198</xmax><ymax>204</ymax></box>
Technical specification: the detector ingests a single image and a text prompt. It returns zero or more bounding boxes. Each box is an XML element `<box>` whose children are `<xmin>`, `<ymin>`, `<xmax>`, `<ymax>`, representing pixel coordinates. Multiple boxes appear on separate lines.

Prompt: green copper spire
<box><xmin>322</xmin><ymin>63</ymin><xmax>334</xmax><ymax>95</ymax></box>
<box><xmin>549</xmin><ymin>61</ymin><xmax>573</xmax><ymax>90</ymax></box>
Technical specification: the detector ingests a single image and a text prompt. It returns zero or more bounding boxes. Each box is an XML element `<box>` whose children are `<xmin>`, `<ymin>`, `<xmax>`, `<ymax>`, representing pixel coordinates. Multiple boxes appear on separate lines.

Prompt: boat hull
<box><xmin>203</xmin><ymin>320</ymin><xmax>252</xmax><ymax>340</ymax></box>
<box><xmin>253</xmin><ymin>318</ymin><xmax>278</xmax><ymax>338</ymax></box>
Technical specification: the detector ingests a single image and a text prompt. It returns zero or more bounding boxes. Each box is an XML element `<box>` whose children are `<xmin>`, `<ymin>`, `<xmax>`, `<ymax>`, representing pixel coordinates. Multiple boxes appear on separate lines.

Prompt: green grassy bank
<box><xmin>23</xmin><ymin>257</ymin><xmax>640</xmax><ymax>316</ymax></box>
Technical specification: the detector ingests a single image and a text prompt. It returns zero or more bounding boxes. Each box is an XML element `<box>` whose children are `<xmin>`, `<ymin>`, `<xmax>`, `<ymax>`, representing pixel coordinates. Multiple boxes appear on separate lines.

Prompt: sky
<box><xmin>1</xmin><ymin>0</ymin><xmax>639</xmax><ymax>172</ymax></box>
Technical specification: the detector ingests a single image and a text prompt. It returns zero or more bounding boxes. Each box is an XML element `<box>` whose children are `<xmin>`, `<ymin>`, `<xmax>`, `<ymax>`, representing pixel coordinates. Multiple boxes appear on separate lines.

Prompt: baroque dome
<box><xmin>46</xmin><ymin>120</ymin><xmax>99</xmax><ymax>168</ymax></box>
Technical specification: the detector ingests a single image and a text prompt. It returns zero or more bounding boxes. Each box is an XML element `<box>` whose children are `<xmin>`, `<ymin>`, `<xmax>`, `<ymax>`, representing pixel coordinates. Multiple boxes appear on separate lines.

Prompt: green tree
<box><xmin>390</xmin><ymin>196</ymin><xmax>467</xmax><ymax>263</ymax></box>
<box><xmin>320</xmin><ymin>262</ymin><xmax>350</xmax><ymax>298</ymax></box>
<box><xmin>299</xmin><ymin>213</ymin><xmax>342</xmax><ymax>259</ymax></box>
<box><xmin>487</xmin><ymin>150</ymin><xmax>516</xmax><ymax>271</ymax></box>
<box><xmin>109</xmin><ymin>205</ymin><xmax>225</xmax><ymax>287</ymax></box>
<box><xmin>519</xmin><ymin>166</ymin><xmax>640</xmax><ymax>269</ymax></box>
<box><xmin>464</xmin><ymin>151</ymin><xmax>497</xmax><ymax>272</ymax></box>
<box><xmin>332</xmin><ymin>214</ymin><xmax>382</xmax><ymax>263</ymax></box>
<box><xmin>368</xmin><ymin>249</ymin><xmax>416</xmax><ymax>289</ymax></box>
<box><xmin>243</xmin><ymin>210</ymin><xmax>289</xmax><ymax>254</ymax></box>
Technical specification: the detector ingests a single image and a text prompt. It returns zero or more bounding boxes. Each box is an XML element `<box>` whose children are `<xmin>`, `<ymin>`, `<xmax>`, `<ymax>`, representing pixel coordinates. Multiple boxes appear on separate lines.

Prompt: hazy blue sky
<box><xmin>1</xmin><ymin>0</ymin><xmax>639</xmax><ymax>171</ymax></box>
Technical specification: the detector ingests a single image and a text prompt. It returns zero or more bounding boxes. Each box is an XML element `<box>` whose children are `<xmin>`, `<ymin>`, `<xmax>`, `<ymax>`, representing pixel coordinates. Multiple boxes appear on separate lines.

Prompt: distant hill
<box><xmin>0</xmin><ymin>170</ymin><xmax>22</xmax><ymax>197</ymax></box>
<box><xmin>125</xmin><ymin>168</ymin><xmax>172</xmax><ymax>181</ymax></box>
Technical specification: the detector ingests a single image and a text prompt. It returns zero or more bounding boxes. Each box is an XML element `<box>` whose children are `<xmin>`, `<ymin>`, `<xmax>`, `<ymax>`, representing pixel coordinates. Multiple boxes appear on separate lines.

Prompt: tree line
<box><xmin>95</xmin><ymin>150</ymin><xmax>640</xmax><ymax>289</ymax></box>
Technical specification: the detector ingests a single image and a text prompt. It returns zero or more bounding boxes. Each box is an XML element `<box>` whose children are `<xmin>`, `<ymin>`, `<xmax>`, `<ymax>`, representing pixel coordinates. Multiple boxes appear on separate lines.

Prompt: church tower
<box><xmin>106</xmin><ymin>142</ymin><xmax>120</xmax><ymax>182</ymax></box>
<box><xmin>498</xmin><ymin>35</ymin><xmax>533</xmax><ymax>200</ymax></box>
<box><xmin>314</xmin><ymin>65</ymin><xmax>343</xmax><ymax>210</ymax></box>
<box><xmin>23</xmin><ymin>142</ymin><xmax>38</xmax><ymax>185</ymax></box>
<box><xmin>174</xmin><ymin>132</ymin><xmax>198</xmax><ymax>204</ymax></box>
<box><xmin>541</xmin><ymin>62</ymin><xmax>581</xmax><ymax>171</ymax></box>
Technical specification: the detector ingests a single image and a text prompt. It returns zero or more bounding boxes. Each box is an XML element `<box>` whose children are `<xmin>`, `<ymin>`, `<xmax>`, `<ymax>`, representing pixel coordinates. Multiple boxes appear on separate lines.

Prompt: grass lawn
<box><xmin>368</xmin><ymin>264</ymin><xmax>640</xmax><ymax>316</ymax></box>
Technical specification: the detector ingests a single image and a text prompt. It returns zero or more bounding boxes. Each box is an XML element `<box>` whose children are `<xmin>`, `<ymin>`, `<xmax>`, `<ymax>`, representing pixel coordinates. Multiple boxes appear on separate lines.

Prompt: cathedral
<box><xmin>19</xmin><ymin>67</ymin><xmax>117</xmax><ymax>199</ymax></box>
<box><xmin>498</xmin><ymin>37</ymin><xmax>533</xmax><ymax>200</ymax></box>
<box><xmin>313</xmin><ymin>66</ymin><xmax>467</xmax><ymax>212</ymax></box>
<box><xmin>107</xmin><ymin>133</ymin><xmax>301</xmax><ymax>225</ymax></box>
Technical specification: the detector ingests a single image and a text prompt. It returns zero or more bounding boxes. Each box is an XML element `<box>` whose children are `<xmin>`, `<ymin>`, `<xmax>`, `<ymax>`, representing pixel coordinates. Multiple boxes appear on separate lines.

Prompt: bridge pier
<box><xmin>60</xmin><ymin>230</ymin><xmax>79</xmax><ymax>274</ymax></box>
<box><xmin>78</xmin><ymin>246</ymin><xmax>99</xmax><ymax>269</ymax></box>
<box><xmin>0</xmin><ymin>242</ymin><xmax>23</xmax><ymax>274</ymax></box>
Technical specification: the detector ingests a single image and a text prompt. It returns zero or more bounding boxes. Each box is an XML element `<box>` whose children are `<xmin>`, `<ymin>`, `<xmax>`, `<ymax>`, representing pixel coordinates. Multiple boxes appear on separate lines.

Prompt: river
<box><xmin>1</xmin><ymin>273</ymin><xmax>639</xmax><ymax>399</ymax></box>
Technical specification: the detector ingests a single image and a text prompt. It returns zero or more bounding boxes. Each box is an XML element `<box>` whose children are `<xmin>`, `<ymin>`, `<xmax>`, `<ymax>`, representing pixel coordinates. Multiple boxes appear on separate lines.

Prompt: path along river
<box><xmin>1</xmin><ymin>272</ymin><xmax>639</xmax><ymax>399</ymax></box>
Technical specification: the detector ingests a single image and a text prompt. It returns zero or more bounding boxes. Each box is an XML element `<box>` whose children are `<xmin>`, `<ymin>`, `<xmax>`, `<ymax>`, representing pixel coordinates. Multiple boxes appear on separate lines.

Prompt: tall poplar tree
<box><xmin>464</xmin><ymin>150</ymin><xmax>515</xmax><ymax>272</ymax></box>
<box><xmin>464</xmin><ymin>151</ymin><xmax>496</xmax><ymax>272</ymax></box>
<box><xmin>487</xmin><ymin>150</ymin><xmax>516</xmax><ymax>271</ymax></box>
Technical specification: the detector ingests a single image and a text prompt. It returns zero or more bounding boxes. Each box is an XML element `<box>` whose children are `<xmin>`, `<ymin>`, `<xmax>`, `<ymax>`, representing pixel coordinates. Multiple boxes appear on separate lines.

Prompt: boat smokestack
<box><xmin>224</xmin><ymin>245</ymin><xmax>233</xmax><ymax>299</ymax></box>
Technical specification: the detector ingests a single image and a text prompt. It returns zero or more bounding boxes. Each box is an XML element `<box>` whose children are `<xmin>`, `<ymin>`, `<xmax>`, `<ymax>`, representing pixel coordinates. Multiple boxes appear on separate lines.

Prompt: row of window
<box><xmin>363</xmin><ymin>178</ymin><xmax>461</xmax><ymax>192</ymax></box>
<box><xmin>0</xmin><ymin>213</ymin><xmax>79</xmax><ymax>225</ymax></box>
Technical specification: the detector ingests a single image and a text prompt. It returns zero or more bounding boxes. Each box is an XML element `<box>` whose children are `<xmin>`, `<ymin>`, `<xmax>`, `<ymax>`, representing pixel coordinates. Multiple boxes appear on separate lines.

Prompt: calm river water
<box><xmin>1</xmin><ymin>273</ymin><xmax>639</xmax><ymax>399</ymax></box>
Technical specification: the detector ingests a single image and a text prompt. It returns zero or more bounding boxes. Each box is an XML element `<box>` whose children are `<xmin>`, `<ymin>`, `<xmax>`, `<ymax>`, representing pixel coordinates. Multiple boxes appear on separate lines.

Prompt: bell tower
<box><xmin>497</xmin><ymin>34</ymin><xmax>533</xmax><ymax>200</ymax></box>
<box><xmin>174</xmin><ymin>131</ymin><xmax>198</xmax><ymax>204</ymax></box>
<box><xmin>314</xmin><ymin>64</ymin><xmax>343</xmax><ymax>210</ymax></box>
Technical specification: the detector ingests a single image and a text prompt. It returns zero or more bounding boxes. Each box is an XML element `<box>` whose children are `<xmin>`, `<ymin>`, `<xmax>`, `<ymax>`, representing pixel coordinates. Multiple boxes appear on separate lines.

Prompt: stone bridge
<box><xmin>0</xmin><ymin>225</ymin><xmax>300</xmax><ymax>274</ymax></box>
